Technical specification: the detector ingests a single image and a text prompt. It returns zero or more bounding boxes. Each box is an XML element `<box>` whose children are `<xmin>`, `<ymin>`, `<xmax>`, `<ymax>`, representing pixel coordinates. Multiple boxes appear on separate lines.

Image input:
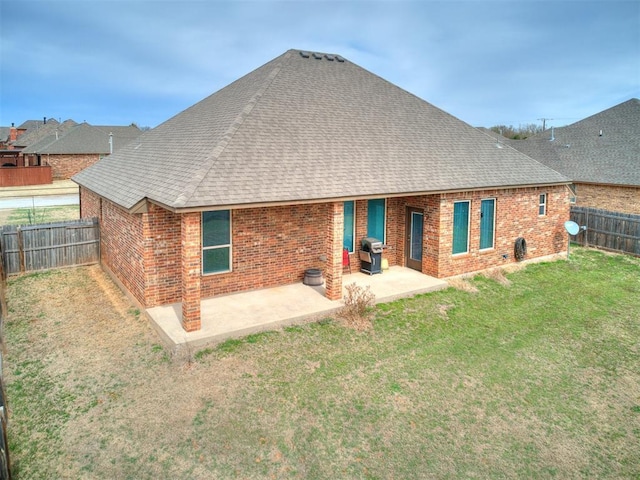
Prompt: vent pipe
<box><xmin>550</xmin><ymin>126</ymin><xmax>555</xmax><ymax>141</ymax></box>
<box><xmin>109</xmin><ymin>133</ymin><xmax>113</xmax><ymax>154</ymax></box>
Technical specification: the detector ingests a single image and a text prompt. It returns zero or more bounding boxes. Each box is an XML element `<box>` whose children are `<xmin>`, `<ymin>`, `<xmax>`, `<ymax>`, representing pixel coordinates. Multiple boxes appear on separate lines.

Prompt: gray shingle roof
<box><xmin>0</xmin><ymin>127</ymin><xmax>10</xmax><ymax>144</ymax></box>
<box><xmin>73</xmin><ymin>49</ymin><xmax>569</xmax><ymax>211</ymax></box>
<box><xmin>506</xmin><ymin>98</ymin><xmax>640</xmax><ymax>187</ymax></box>
<box><xmin>22</xmin><ymin>123</ymin><xmax>142</xmax><ymax>154</ymax></box>
<box><xmin>11</xmin><ymin>119</ymin><xmax>77</xmax><ymax>148</ymax></box>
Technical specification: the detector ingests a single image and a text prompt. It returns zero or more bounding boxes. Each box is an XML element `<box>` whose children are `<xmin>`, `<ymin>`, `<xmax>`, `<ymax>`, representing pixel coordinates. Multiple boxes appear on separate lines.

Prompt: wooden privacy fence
<box><xmin>570</xmin><ymin>207</ymin><xmax>640</xmax><ymax>256</ymax></box>
<box><xmin>0</xmin><ymin>218</ymin><xmax>99</xmax><ymax>275</ymax></box>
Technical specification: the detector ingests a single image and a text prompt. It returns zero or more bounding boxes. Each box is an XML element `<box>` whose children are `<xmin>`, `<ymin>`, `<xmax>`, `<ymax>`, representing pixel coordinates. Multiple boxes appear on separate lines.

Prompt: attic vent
<box><xmin>299</xmin><ymin>51</ymin><xmax>310</xmax><ymax>58</ymax></box>
<box><xmin>335</xmin><ymin>55</ymin><xmax>345</xmax><ymax>62</ymax></box>
<box><xmin>312</xmin><ymin>52</ymin><xmax>323</xmax><ymax>60</ymax></box>
<box><xmin>325</xmin><ymin>54</ymin><xmax>335</xmax><ymax>61</ymax></box>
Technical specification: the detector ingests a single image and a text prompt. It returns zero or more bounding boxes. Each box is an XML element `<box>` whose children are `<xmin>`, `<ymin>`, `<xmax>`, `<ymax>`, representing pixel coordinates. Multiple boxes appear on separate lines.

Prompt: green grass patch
<box><xmin>3</xmin><ymin>248</ymin><xmax>640</xmax><ymax>478</ymax></box>
<box><xmin>4</xmin><ymin>205</ymin><xmax>79</xmax><ymax>225</ymax></box>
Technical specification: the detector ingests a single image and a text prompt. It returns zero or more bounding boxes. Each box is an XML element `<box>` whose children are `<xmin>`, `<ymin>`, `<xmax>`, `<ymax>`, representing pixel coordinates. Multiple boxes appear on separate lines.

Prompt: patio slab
<box><xmin>147</xmin><ymin>266</ymin><xmax>448</xmax><ymax>351</ymax></box>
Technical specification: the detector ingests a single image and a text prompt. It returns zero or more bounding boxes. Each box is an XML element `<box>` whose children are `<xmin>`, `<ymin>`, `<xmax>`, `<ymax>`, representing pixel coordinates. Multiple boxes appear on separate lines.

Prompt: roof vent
<box><xmin>325</xmin><ymin>54</ymin><xmax>335</xmax><ymax>61</ymax></box>
<box><xmin>299</xmin><ymin>51</ymin><xmax>310</xmax><ymax>58</ymax></box>
<box><xmin>599</xmin><ymin>129</ymin><xmax>603</xmax><ymax>136</ymax></box>
<box><xmin>335</xmin><ymin>55</ymin><xmax>345</xmax><ymax>62</ymax></box>
<box><xmin>312</xmin><ymin>52</ymin><xmax>323</xmax><ymax>60</ymax></box>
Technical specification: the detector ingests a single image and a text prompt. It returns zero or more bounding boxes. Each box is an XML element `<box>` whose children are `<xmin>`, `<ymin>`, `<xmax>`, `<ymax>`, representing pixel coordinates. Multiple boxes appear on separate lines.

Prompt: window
<box><xmin>479</xmin><ymin>199</ymin><xmax>495</xmax><ymax>250</ymax></box>
<box><xmin>343</xmin><ymin>201</ymin><xmax>355</xmax><ymax>252</ymax></box>
<box><xmin>539</xmin><ymin>193</ymin><xmax>547</xmax><ymax>216</ymax></box>
<box><xmin>452</xmin><ymin>201</ymin><xmax>470</xmax><ymax>255</ymax></box>
<box><xmin>367</xmin><ymin>199</ymin><xmax>386</xmax><ymax>241</ymax></box>
<box><xmin>202</xmin><ymin>210</ymin><xmax>231</xmax><ymax>274</ymax></box>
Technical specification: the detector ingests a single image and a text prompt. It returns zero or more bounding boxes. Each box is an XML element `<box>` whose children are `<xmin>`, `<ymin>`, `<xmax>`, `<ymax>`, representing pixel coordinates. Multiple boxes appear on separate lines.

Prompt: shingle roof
<box><xmin>22</xmin><ymin>123</ymin><xmax>142</xmax><ymax>154</ymax></box>
<box><xmin>0</xmin><ymin>127</ymin><xmax>10</xmax><ymax>144</ymax></box>
<box><xmin>11</xmin><ymin>119</ymin><xmax>77</xmax><ymax>148</ymax></box>
<box><xmin>506</xmin><ymin>99</ymin><xmax>640</xmax><ymax>187</ymax></box>
<box><xmin>73</xmin><ymin>49</ymin><xmax>569</xmax><ymax>211</ymax></box>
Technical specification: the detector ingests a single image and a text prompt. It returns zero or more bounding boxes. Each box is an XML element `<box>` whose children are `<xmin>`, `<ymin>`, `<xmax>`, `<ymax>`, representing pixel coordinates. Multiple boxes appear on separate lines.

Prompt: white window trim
<box><xmin>202</xmin><ymin>210</ymin><xmax>233</xmax><ymax>275</ymax></box>
<box><xmin>479</xmin><ymin>198</ymin><xmax>496</xmax><ymax>251</ymax></box>
<box><xmin>539</xmin><ymin>193</ymin><xmax>547</xmax><ymax>216</ymax></box>
<box><xmin>452</xmin><ymin>200</ymin><xmax>471</xmax><ymax>256</ymax></box>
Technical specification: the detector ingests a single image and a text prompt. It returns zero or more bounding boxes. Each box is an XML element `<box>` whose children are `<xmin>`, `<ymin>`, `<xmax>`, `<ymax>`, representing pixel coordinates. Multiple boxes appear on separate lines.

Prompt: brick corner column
<box><xmin>181</xmin><ymin>212</ymin><xmax>202</xmax><ymax>331</ymax></box>
<box><xmin>324</xmin><ymin>202</ymin><xmax>344</xmax><ymax>301</ymax></box>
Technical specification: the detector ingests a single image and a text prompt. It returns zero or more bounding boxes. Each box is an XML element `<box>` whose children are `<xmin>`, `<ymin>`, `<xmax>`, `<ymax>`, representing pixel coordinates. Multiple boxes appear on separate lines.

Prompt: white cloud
<box><xmin>1</xmin><ymin>0</ymin><xmax>638</xmax><ymax>127</ymax></box>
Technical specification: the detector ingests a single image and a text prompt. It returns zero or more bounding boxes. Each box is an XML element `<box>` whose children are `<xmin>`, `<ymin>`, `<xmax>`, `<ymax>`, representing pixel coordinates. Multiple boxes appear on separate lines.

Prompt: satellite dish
<box><xmin>564</xmin><ymin>221</ymin><xmax>580</xmax><ymax>236</ymax></box>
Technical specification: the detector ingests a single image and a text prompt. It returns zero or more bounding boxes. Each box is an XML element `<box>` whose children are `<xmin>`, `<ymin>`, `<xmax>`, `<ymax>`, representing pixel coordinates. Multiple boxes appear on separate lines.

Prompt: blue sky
<box><xmin>1</xmin><ymin>0</ymin><xmax>638</xmax><ymax>130</ymax></box>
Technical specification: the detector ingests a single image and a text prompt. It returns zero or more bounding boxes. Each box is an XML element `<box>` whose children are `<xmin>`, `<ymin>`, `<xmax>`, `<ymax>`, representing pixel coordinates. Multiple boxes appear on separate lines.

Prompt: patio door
<box><xmin>406</xmin><ymin>207</ymin><xmax>424</xmax><ymax>271</ymax></box>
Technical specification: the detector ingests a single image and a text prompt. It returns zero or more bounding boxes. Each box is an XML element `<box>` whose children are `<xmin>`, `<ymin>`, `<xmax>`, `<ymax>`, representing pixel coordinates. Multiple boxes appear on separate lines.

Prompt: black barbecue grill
<box><xmin>359</xmin><ymin>237</ymin><xmax>383</xmax><ymax>275</ymax></box>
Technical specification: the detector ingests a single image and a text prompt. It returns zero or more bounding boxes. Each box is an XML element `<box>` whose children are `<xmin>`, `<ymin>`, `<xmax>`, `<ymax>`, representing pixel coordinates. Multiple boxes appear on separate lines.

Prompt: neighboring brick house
<box><xmin>73</xmin><ymin>49</ymin><xmax>570</xmax><ymax>332</ymax></box>
<box><xmin>505</xmin><ymin>99</ymin><xmax>640</xmax><ymax>215</ymax></box>
<box><xmin>0</xmin><ymin>127</ymin><xmax>10</xmax><ymax>149</ymax></box>
<box><xmin>8</xmin><ymin>118</ymin><xmax>78</xmax><ymax>153</ymax></box>
<box><xmin>21</xmin><ymin>122</ymin><xmax>142</xmax><ymax>179</ymax></box>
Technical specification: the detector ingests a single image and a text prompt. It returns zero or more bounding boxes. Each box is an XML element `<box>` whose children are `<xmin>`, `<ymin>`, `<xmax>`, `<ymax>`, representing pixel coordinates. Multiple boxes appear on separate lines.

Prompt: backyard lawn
<box><xmin>3</xmin><ymin>247</ymin><xmax>640</xmax><ymax>479</ymax></box>
<box><xmin>0</xmin><ymin>205</ymin><xmax>79</xmax><ymax>226</ymax></box>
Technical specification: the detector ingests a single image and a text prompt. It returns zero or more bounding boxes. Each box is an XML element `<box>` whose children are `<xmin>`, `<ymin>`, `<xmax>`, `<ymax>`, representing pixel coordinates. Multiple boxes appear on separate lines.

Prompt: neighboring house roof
<box><xmin>22</xmin><ymin>123</ymin><xmax>142</xmax><ymax>155</ymax></box>
<box><xmin>73</xmin><ymin>49</ymin><xmax>569</xmax><ymax>212</ymax></box>
<box><xmin>17</xmin><ymin>118</ymin><xmax>57</xmax><ymax>132</ymax></box>
<box><xmin>506</xmin><ymin>98</ymin><xmax>640</xmax><ymax>187</ymax></box>
<box><xmin>0</xmin><ymin>127</ymin><xmax>10</xmax><ymax>143</ymax></box>
<box><xmin>11</xmin><ymin>119</ymin><xmax>77</xmax><ymax>148</ymax></box>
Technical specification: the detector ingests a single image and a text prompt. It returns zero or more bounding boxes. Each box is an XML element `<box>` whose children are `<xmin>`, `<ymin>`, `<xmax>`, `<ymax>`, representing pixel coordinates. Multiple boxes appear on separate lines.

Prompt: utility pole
<box><xmin>537</xmin><ymin>118</ymin><xmax>554</xmax><ymax>130</ymax></box>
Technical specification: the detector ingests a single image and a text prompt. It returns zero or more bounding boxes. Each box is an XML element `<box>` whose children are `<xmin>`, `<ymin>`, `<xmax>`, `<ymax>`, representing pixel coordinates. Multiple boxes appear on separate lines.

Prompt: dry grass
<box><xmin>337</xmin><ymin>282</ymin><xmax>376</xmax><ymax>331</ymax></box>
<box><xmin>481</xmin><ymin>267</ymin><xmax>512</xmax><ymax>286</ymax></box>
<box><xmin>0</xmin><ymin>205</ymin><xmax>79</xmax><ymax>226</ymax></box>
<box><xmin>3</xmin><ymin>249</ymin><xmax>640</xmax><ymax>479</ymax></box>
<box><xmin>446</xmin><ymin>275</ymin><xmax>479</xmax><ymax>293</ymax></box>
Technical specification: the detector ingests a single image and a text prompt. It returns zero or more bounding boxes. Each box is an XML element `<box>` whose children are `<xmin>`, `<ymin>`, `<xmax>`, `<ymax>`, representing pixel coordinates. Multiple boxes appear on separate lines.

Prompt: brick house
<box><xmin>21</xmin><ymin>122</ymin><xmax>142</xmax><ymax>179</ymax></box>
<box><xmin>506</xmin><ymin>98</ymin><xmax>640</xmax><ymax>215</ymax></box>
<box><xmin>73</xmin><ymin>49</ymin><xmax>570</xmax><ymax>332</ymax></box>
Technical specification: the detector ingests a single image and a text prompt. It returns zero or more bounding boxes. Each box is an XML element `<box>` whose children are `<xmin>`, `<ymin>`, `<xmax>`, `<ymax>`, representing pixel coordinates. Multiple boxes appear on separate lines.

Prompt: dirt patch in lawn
<box><xmin>4</xmin><ymin>266</ymin><xmax>255</xmax><ymax>479</ymax></box>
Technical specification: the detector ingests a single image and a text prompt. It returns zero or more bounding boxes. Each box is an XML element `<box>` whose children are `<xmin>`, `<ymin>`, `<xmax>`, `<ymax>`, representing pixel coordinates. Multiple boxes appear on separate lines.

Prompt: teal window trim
<box><xmin>479</xmin><ymin>198</ymin><xmax>495</xmax><ymax>250</ymax></box>
<box><xmin>452</xmin><ymin>200</ymin><xmax>470</xmax><ymax>255</ymax></box>
<box><xmin>343</xmin><ymin>201</ymin><xmax>355</xmax><ymax>253</ymax></box>
<box><xmin>367</xmin><ymin>199</ymin><xmax>386</xmax><ymax>242</ymax></box>
<box><xmin>202</xmin><ymin>210</ymin><xmax>232</xmax><ymax>274</ymax></box>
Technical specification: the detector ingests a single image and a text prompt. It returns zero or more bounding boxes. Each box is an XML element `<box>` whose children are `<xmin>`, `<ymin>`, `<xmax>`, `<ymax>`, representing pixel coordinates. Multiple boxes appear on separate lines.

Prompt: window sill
<box><xmin>202</xmin><ymin>269</ymin><xmax>232</xmax><ymax>277</ymax></box>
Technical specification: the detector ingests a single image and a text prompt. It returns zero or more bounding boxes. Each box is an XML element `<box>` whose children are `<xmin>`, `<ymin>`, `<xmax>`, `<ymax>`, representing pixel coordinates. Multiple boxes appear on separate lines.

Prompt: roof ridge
<box><xmin>173</xmin><ymin>51</ymin><xmax>292</xmax><ymax>208</ymax></box>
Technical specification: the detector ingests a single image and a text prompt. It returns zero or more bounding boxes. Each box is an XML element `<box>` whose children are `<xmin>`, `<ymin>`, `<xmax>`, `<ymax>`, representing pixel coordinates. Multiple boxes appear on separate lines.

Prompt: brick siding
<box><xmin>575</xmin><ymin>183</ymin><xmax>640</xmax><ymax>215</ymax></box>
<box><xmin>80</xmin><ymin>185</ymin><xmax>569</xmax><ymax>330</ymax></box>
<box><xmin>433</xmin><ymin>185</ymin><xmax>568</xmax><ymax>277</ymax></box>
<box><xmin>80</xmin><ymin>188</ymin><xmax>147</xmax><ymax>306</ymax></box>
<box><xmin>200</xmin><ymin>203</ymin><xmax>332</xmax><ymax>298</ymax></box>
<box><xmin>43</xmin><ymin>153</ymin><xmax>101</xmax><ymax>179</ymax></box>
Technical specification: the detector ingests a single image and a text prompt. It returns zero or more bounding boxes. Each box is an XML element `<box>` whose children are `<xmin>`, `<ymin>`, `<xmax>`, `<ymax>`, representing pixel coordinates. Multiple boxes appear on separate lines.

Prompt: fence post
<box><xmin>585</xmin><ymin>209</ymin><xmax>589</xmax><ymax>247</ymax></box>
<box><xmin>16</xmin><ymin>227</ymin><xmax>25</xmax><ymax>273</ymax></box>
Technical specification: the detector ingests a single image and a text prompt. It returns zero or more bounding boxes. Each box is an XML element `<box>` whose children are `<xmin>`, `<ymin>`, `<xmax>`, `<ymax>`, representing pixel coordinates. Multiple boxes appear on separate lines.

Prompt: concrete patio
<box><xmin>147</xmin><ymin>266</ymin><xmax>448</xmax><ymax>350</ymax></box>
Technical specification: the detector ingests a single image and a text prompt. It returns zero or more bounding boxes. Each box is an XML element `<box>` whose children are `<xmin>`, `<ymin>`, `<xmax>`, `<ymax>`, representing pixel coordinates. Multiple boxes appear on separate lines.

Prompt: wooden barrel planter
<box><xmin>303</xmin><ymin>268</ymin><xmax>323</xmax><ymax>286</ymax></box>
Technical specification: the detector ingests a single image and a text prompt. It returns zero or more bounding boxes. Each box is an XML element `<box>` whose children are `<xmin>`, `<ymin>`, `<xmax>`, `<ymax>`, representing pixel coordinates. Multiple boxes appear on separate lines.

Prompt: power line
<box><xmin>537</xmin><ymin>118</ymin><xmax>554</xmax><ymax>130</ymax></box>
